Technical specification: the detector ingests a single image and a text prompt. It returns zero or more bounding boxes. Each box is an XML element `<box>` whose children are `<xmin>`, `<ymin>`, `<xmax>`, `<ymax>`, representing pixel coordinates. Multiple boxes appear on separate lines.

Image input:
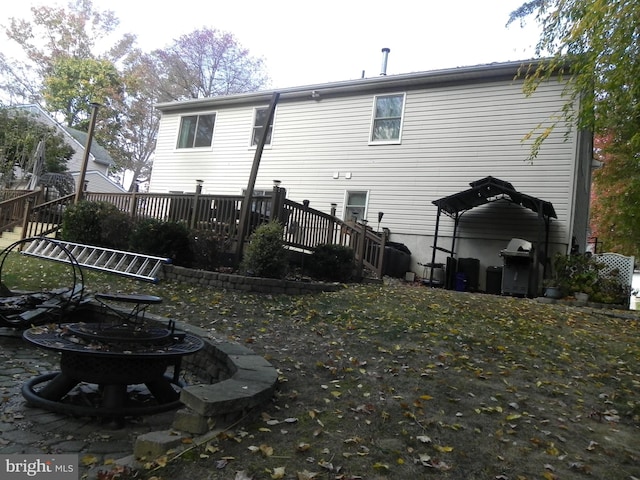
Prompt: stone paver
<box><xmin>0</xmin><ymin>322</ymin><xmax>279</xmax><ymax>480</ymax></box>
<box><xmin>0</xmin><ymin>328</ymin><xmax>189</xmax><ymax>477</ymax></box>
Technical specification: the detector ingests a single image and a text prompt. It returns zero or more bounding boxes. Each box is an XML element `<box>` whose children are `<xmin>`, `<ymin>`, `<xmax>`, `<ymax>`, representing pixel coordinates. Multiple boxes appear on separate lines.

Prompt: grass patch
<box><xmin>5</xmin><ymin>258</ymin><xmax>639</xmax><ymax>479</ymax></box>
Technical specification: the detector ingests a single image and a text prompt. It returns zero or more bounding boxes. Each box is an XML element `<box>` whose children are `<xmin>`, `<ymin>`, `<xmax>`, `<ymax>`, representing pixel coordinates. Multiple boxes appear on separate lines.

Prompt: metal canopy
<box><xmin>429</xmin><ymin>176</ymin><xmax>556</xmax><ymax>290</ymax></box>
<box><xmin>432</xmin><ymin>176</ymin><xmax>557</xmax><ymax>219</ymax></box>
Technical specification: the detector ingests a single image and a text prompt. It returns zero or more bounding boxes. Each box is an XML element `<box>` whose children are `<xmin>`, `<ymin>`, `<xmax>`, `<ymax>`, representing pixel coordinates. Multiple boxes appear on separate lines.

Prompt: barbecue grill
<box><xmin>500</xmin><ymin>238</ymin><xmax>538</xmax><ymax>297</ymax></box>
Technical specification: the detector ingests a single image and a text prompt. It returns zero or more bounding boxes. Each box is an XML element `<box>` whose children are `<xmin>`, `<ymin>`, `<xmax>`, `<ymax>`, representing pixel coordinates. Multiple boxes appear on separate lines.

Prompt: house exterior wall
<box><xmin>150</xmin><ymin>62</ymin><xmax>590</xmax><ymax>290</ymax></box>
<box><xmin>16</xmin><ymin>104</ymin><xmax>111</xmax><ymax>176</ymax></box>
<box><xmin>71</xmin><ymin>171</ymin><xmax>127</xmax><ymax>194</ymax></box>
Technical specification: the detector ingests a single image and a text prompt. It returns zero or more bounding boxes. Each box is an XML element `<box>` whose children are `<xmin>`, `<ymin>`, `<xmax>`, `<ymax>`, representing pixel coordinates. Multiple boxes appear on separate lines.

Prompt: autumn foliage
<box><xmin>66</xmin><ymin>269</ymin><xmax>640</xmax><ymax>480</ymax></box>
<box><xmin>590</xmin><ymin>134</ymin><xmax>640</xmax><ymax>258</ymax></box>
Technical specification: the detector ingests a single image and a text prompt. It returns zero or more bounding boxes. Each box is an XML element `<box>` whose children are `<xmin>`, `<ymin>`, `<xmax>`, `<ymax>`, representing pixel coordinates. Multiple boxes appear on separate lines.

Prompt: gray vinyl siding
<box><xmin>70</xmin><ymin>171</ymin><xmax>126</xmax><ymax>193</ymax></box>
<box><xmin>151</xmin><ymin>74</ymin><xmax>581</xmax><ymax>266</ymax></box>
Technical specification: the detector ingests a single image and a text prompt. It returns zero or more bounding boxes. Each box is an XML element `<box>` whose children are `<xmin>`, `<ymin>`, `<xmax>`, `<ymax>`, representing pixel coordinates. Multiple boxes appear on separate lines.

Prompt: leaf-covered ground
<box><xmin>5</xmin><ymin>259</ymin><xmax>640</xmax><ymax>479</ymax></box>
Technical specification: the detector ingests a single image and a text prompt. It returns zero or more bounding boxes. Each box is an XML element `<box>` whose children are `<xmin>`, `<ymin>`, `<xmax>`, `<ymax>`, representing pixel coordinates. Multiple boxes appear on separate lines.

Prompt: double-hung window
<box><xmin>370</xmin><ymin>93</ymin><xmax>405</xmax><ymax>143</ymax></box>
<box><xmin>177</xmin><ymin>114</ymin><xmax>216</xmax><ymax>149</ymax></box>
<box><xmin>251</xmin><ymin>107</ymin><xmax>274</xmax><ymax>146</ymax></box>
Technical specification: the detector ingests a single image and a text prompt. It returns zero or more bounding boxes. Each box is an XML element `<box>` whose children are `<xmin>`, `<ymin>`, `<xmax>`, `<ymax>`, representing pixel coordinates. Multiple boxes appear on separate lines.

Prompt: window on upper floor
<box><xmin>251</xmin><ymin>107</ymin><xmax>274</xmax><ymax>146</ymax></box>
<box><xmin>370</xmin><ymin>93</ymin><xmax>405</xmax><ymax>143</ymax></box>
<box><xmin>177</xmin><ymin>114</ymin><xmax>216</xmax><ymax>149</ymax></box>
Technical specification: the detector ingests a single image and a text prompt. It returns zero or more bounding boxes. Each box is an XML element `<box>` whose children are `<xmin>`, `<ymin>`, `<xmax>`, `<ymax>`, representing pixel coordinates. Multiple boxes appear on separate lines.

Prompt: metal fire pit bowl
<box><xmin>21</xmin><ymin>312</ymin><xmax>204</xmax><ymax>419</ymax></box>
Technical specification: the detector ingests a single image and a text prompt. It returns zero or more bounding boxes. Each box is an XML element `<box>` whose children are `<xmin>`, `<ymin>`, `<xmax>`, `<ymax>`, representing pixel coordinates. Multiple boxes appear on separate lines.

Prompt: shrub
<box><xmin>552</xmin><ymin>252</ymin><xmax>629</xmax><ymax>304</ymax></box>
<box><xmin>308</xmin><ymin>244</ymin><xmax>354</xmax><ymax>282</ymax></box>
<box><xmin>61</xmin><ymin>201</ymin><xmax>131</xmax><ymax>249</ymax></box>
<box><xmin>188</xmin><ymin>230</ymin><xmax>223</xmax><ymax>271</ymax></box>
<box><xmin>128</xmin><ymin>219</ymin><xmax>192</xmax><ymax>266</ymax></box>
<box><xmin>100</xmin><ymin>209</ymin><xmax>133</xmax><ymax>250</ymax></box>
<box><xmin>241</xmin><ymin>222</ymin><xmax>288</xmax><ymax>279</ymax></box>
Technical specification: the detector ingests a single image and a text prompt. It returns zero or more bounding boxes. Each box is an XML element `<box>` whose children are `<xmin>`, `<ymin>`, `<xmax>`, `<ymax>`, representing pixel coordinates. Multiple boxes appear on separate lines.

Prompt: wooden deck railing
<box><xmin>22</xmin><ymin>193</ymin><xmax>75</xmax><ymax>238</ymax></box>
<box><xmin>280</xmin><ymin>198</ymin><xmax>386</xmax><ymax>277</ymax></box>
<box><xmin>13</xmin><ymin>188</ymin><xmax>386</xmax><ymax>278</ymax></box>
<box><xmin>0</xmin><ymin>190</ymin><xmax>42</xmax><ymax>234</ymax></box>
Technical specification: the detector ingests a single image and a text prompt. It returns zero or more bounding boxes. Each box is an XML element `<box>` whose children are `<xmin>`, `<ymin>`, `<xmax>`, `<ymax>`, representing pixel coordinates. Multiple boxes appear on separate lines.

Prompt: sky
<box><xmin>2</xmin><ymin>0</ymin><xmax>542</xmax><ymax>89</ymax></box>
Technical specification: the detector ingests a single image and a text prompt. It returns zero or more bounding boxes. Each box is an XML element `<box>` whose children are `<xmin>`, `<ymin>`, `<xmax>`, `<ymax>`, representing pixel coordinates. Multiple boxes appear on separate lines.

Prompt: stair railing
<box><xmin>0</xmin><ymin>190</ymin><xmax>42</xmax><ymax>234</ymax></box>
<box><xmin>20</xmin><ymin>193</ymin><xmax>75</xmax><ymax>240</ymax></box>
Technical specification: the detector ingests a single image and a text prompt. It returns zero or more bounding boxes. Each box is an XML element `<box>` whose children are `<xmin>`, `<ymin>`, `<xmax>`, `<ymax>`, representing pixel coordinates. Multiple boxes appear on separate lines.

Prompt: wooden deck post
<box><xmin>19</xmin><ymin>195</ymin><xmax>35</xmax><ymax>245</ymax></box>
<box><xmin>355</xmin><ymin>222</ymin><xmax>366</xmax><ymax>281</ymax></box>
<box><xmin>190</xmin><ymin>180</ymin><xmax>203</xmax><ymax>230</ymax></box>
<box><xmin>326</xmin><ymin>203</ymin><xmax>337</xmax><ymax>244</ymax></box>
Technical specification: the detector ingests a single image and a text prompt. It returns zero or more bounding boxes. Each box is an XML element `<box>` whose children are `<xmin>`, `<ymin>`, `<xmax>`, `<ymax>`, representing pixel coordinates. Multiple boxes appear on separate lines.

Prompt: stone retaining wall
<box><xmin>132</xmin><ymin>319</ymin><xmax>279</xmax><ymax>459</ymax></box>
<box><xmin>161</xmin><ymin>265</ymin><xmax>344</xmax><ymax>295</ymax></box>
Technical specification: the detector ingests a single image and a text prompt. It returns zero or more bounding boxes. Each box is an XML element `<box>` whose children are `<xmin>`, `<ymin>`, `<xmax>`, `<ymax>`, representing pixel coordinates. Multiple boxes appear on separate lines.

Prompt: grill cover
<box><xmin>501</xmin><ymin>238</ymin><xmax>533</xmax><ymax>258</ymax></box>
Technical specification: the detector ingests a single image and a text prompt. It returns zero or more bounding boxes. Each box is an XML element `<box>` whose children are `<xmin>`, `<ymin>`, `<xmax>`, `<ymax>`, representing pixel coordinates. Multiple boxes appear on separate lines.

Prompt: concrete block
<box><xmin>226</xmin><ymin>354</ymin><xmax>273</xmax><ymax>373</ymax></box>
<box><xmin>134</xmin><ymin>430</ymin><xmax>189</xmax><ymax>460</ymax></box>
<box><xmin>172</xmin><ymin>408</ymin><xmax>211</xmax><ymax>435</ymax></box>
<box><xmin>180</xmin><ymin>379</ymin><xmax>275</xmax><ymax>416</ymax></box>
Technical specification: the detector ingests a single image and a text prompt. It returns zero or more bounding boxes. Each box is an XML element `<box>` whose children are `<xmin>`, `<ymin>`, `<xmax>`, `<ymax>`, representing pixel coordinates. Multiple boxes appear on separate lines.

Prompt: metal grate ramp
<box><xmin>21</xmin><ymin>238</ymin><xmax>171</xmax><ymax>283</ymax></box>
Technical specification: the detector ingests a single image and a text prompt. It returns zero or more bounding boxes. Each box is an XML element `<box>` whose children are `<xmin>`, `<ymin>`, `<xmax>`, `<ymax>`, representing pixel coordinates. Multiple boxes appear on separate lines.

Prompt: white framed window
<box><xmin>344</xmin><ymin>191</ymin><xmax>369</xmax><ymax>222</ymax></box>
<box><xmin>177</xmin><ymin>113</ymin><xmax>216</xmax><ymax>149</ymax></box>
<box><xmin>250</xmin><ymin>107</ymin><xmax>274</xmax><ymax>146</ymax></box>
<box><xmin>369</xmin><ymin>93</ymin><xmax>405</xmax><ymax>144</ymax></box>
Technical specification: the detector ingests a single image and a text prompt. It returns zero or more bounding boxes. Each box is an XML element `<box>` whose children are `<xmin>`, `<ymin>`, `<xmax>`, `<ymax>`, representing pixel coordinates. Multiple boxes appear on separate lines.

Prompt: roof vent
<box><xmin>380</xmin><ymin>48</ymin><xmax>390</xmax><ymax>76</ymax></box>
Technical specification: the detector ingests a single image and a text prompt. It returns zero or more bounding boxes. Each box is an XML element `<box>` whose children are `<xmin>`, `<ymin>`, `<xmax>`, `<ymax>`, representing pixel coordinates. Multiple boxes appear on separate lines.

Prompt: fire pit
<box><xmin>21</xmin><ymin>302</ymin><xmax>204</xmax><ymax>419</ymax></box>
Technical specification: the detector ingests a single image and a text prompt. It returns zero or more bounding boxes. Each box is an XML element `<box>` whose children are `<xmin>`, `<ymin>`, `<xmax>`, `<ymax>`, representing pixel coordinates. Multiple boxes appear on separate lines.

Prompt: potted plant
<box><xmin>543</xmin><ymin>280</ymin><xmax>563</xmax><ymax>299</ymax></box>
<box><xmin>547</xmin><ymin>252</ymin><xmax>631</xmax><ymax>305</ymax></box>
<box><xmin>543</xmin><ymin>254</ymin><xmax>569</xmax><ymax>299</ymax></box>
<box><xmin>553</xmin><ymin>252</ymin><xmax>603</xmax><ymax>302</ymax></box>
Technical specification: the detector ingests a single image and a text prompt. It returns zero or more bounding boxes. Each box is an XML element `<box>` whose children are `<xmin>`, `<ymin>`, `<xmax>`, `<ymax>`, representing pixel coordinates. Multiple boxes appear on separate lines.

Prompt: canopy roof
<box><xmin>432</xmin><ymin>176</ymin><xmax>557</xmax><ymax>219</ymax></box>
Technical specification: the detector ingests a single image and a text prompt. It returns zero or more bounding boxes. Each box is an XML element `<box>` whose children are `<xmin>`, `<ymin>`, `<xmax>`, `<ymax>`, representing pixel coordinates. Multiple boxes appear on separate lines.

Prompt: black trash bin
<box><xmin>382</xmin><ymin>242</ymin><xmax>411</xmax><ymax>278</ymax></box>
<box><xmin>458</xmin><ymin>257</ymin><xmax>480</xmax><ymax>291</ymax></box>
<box><xmin>486</xmin><ymin>266</ymin><xmax>503</xmax><ymax>295</ymax></box>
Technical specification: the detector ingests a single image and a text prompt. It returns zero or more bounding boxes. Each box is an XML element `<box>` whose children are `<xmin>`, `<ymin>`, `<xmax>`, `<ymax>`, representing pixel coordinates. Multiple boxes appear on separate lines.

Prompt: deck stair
<box><xmin>21</xmin><ymin>237</ymin><xmax>171</xmax><ymax>283</ymax></box>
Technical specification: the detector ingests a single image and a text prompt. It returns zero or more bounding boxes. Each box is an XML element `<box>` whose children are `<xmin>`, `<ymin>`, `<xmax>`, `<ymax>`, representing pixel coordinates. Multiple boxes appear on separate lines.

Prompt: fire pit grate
<box><xmin>65</xmin><ymin>320</ymin><xmax>183</xmax><ymax>346</ymax></box>
<box><xmin>22</xmin><ymin>313</ymin><xmax>204</xmax><ymax>420</ymax></box>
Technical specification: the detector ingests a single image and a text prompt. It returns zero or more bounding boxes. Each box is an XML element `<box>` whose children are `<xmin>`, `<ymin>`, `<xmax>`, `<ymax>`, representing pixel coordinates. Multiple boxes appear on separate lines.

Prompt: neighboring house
<box><xmin>150</xmin><ymin>60</ymin><xmax>593</xmax><ymax>290</ymax></box>
<box><xmin>13</xmin><ymin>104</ymin><xmax>126</xmax><ymax>194</ymax></box>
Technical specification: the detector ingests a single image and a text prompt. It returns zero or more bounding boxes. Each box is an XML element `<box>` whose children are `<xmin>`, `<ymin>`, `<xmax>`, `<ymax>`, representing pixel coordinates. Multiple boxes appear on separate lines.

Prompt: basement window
<box><xmin>177</xmin><ymin>114</ymin><xmax>216</xmax><ymax>149</ymax></box>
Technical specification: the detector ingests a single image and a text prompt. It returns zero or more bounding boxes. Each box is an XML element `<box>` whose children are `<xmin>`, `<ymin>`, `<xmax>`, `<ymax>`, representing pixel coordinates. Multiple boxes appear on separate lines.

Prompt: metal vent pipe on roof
<box><xmin>380</xmin><ymin>47</ymin><xmax>390</xmax><ymax>75</ymax></box>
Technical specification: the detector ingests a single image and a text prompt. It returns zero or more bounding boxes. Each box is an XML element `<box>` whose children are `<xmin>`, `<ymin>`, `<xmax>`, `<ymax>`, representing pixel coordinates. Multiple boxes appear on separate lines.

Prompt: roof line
<box><xmin>156</xmin><ymin>58</ymin><xmax>550</xmax><ymax>112</ymax></box>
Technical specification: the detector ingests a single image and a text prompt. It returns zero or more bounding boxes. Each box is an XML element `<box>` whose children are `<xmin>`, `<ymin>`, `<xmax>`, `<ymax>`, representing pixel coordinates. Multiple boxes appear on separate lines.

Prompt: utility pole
<box><xmin>236</xmin><ymin>92</ymin><xmax>280</xmax><ymax>262</ymax></box>
<box><xmin>74</xmin><ymin>102</ymin><xmax>100</xmax><ymax>203</ymax></box>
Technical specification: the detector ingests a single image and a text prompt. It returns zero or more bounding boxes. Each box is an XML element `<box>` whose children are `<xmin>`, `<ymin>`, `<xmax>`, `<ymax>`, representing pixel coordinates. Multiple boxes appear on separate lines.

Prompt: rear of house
<box><xmin>150</xmin><ymin>60</ymin><xmax>593</xmax><ymax>291</ymax></box>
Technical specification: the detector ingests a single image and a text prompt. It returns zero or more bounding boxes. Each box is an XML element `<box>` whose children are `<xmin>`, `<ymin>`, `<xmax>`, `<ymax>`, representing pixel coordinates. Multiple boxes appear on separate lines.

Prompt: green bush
<box><xmin>552</xmin><ymin>252</ymin><xmax>629</xmax><ymax>304</ymax></box>
<box><xmin>241</xmin><ymin>222</ymin><xmax>288</xmax><ymax>279</ymax></box>
<box><xmin>100</xmin><ymin>209</ymin><xmax>133</xmax><ymax>250</ymax></box>
<box><xmin>61</xmin><ymin>201</ymin><xmax>131</xmax><ymax>249</ymax></box>
<box><xmin>188</xmin><ymin>230</ymin><xmax>223</xmax><ymax>271</ymax></box>
<box><xmin>308</xmin><ymin>244</ymin><xmax>354</xmax><ymax>282</ymax></box>
<box><xmin>128</xmin><ymin>219</ymin><xmax>192</xmax><ymax>266</ymax></box>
